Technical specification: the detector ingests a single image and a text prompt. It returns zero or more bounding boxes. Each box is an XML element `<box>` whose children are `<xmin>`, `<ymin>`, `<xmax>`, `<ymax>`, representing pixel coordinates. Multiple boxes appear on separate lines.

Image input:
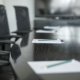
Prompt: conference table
<box><xmin>10</xmin><ymin>26</ymin><xmax>80</xmax><ymax>80</ymax></box>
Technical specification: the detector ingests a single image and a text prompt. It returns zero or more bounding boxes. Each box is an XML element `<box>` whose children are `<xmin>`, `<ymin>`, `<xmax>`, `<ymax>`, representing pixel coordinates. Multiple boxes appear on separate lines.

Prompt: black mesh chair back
<box><xmin>11</xmin><ymin>44</ymin><xmax>21</xmax><ymax>63</ymax></box>
<box><xmin>0</xmin><ymin>5</ymin><xmax>10</xmax><ymax>51</ymax></box>
<box><xmin>14</xmin><ymin>6</ymin><xmax>30</xmax><ymax>31</ymax></box>
<box><xmin>14</xmin><ymin>6</ymin><xmax>31</xmax><ymax>47</ymax></box>
<box><xmin>0</xmin><ymin>5</ymin><xmax>10</xmax><ymax>36</ymax></box>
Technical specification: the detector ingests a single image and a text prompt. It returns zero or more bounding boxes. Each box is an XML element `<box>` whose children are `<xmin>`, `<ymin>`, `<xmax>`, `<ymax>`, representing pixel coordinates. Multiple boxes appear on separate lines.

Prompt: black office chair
<box><xmin>0</xmin><ymin>5</ymin><xmax>21</xmax><ymax>65</ymax></box>
<box><xmin>13</xmin><ymin>6</ymin><xmax>31</xmax><ymax>47</ymax></box>
<box><xmin>0</xmin><ymin>5</ymin><xmax>21</xmax><ymax>50</ymax></box>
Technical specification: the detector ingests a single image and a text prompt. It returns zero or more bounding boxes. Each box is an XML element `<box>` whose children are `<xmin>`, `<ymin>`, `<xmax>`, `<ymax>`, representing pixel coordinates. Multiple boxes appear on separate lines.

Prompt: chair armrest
<box><xmin>12</xmin><ymin>30</ymin><xmax>32</xmax><ymax>36</ymax></box>
<box><xmin>0</xmin><ymin>50</ymin><xmax>10</xmax><ymax>55</ymax></box>
<box><xmin>9</xmin><ymin>35</ymin><xmax>22</xmax><ymax>41</ymax></box>
<box><xmin>0</xmin><ymin>40</ymin><xmax>15</xmax><ymax>44</ymax></box>
<box><xmin>0</xmin><ymin>35</ymin><xmax>21</xmax><ymax>39</ymax></box>
<box><xmin>9</xmin><ymin>35</ymin><xmax>21</xmax><ymax>38</ymax></box>
<box><xmin>0</xmin><ymin>35</ymin><xmax>22</xmax><ymax>42</ymax></box>
<box><xmin>0</xmin><ymin>60</ymin><xmax>9</xmax><ymax>66</ymax></box>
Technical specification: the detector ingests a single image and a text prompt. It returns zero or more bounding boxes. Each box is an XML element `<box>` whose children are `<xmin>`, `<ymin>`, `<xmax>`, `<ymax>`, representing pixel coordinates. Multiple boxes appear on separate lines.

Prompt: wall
<box><xmin>0</xmin><ymin>0</ymin><xmax>35</xmax><ymax>32</ymax></box>
<box><xmin>0</xmin><ymin>0</ymin><xmax>3</xmax><ymax>4</ymax></box>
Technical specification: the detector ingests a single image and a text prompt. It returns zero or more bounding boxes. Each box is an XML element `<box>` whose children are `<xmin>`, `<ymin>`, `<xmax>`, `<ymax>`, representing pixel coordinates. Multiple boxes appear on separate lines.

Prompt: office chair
<box><xmin>0</xmin><ymin>5</ymin><xmax>21</xmax><ymax>50</ymax></box>
<box><xmin>0</xmin><ymin>5</ymin><xmax>21</xmax><ymax>63</ymax></box>
<box><xmin>13</xmin><ymin>6</ymin><xmax>31</xmax><ymax>47</ymax></box>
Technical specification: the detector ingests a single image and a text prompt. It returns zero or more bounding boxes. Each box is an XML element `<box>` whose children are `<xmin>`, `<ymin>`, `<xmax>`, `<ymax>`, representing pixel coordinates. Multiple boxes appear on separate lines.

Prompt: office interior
<box><xmin>0</xmin><ymin>0</ymin><xmax>80</xmax><ymax>80</ymax></box>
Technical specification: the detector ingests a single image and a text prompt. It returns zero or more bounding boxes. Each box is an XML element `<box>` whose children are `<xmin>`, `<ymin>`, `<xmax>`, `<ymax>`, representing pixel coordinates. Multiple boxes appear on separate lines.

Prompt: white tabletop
<box><xmin>32</xmin><ymin>39</ymin><xmax>64</xmax><ymax>44</ymax></box>
<box><xmin>28</xmin><ymin>60</ymin><xmax>80</xmax><ymax>74</ymax></box>
<box><xmin>36</xmin><ymin>30</ymin><xmax>56</xmax><ymax>33</ymax></box>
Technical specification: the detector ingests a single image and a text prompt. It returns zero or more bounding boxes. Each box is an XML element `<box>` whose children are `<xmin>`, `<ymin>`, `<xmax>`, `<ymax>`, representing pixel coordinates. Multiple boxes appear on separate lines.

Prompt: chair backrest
<box><xmin>0</xmin><ymin>5</ymin><xmax>10</xmax><ymax>51</ymax></box>
<box><xmin>0</xmin><ymin>5</ymin><xmax>10</xmax><ymax>36</ymax></box>
<box><xmin>14</xmin><ymin>6</ymin><xmax>31</xmax><ymax>47</ymax></box>
<box><xmin>11</xmin><ymin>44</ymin><xmax>21</xmax><ymax>63</ymax></box>
<box><xmin>14</xmin><ymin>6</ymin><xmax>31</xmax><ymax>31</ymax></box>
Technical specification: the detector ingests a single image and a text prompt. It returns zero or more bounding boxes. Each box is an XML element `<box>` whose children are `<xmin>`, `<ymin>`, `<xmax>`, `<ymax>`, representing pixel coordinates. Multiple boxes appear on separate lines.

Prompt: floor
<box><xmin>0</xmin><ymin>66</ymin><xmax>15</xmax><ymax>80</ymax></box>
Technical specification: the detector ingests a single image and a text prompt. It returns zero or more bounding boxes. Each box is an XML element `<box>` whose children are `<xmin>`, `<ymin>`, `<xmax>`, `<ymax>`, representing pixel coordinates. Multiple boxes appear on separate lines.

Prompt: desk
<box><xmin>28</xmin><ymin>60</ymin><xmax>80</xmax><ymax>80</ymax></box>
<box><xmin>34</xmin><ymin>26</ymin><xmax>80</xmax><ymax>61</ymax></box>
<box><xmin>10</xmin><ymin>26</ymin><xmax>80</xmax><ymax>80</ymax></box>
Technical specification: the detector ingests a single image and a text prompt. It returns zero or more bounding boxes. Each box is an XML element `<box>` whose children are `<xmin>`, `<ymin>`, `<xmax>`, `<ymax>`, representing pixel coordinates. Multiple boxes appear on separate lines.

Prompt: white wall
<box><xmin>0</xmin><ymin>0</ymin><xmax>35</xmax><ymax>32</ymax></box>
<box><xmin>0</xmin><ymin>0</ymin><xmax>3</xmax><ymax>4</ymax></box>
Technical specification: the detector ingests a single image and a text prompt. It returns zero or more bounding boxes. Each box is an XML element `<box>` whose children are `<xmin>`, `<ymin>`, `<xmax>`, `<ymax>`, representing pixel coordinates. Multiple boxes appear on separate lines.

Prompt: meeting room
<box><xmin>0</xmin><ymin>0</ymin><xmax>80</xmax><ymax>80</ymax></box>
